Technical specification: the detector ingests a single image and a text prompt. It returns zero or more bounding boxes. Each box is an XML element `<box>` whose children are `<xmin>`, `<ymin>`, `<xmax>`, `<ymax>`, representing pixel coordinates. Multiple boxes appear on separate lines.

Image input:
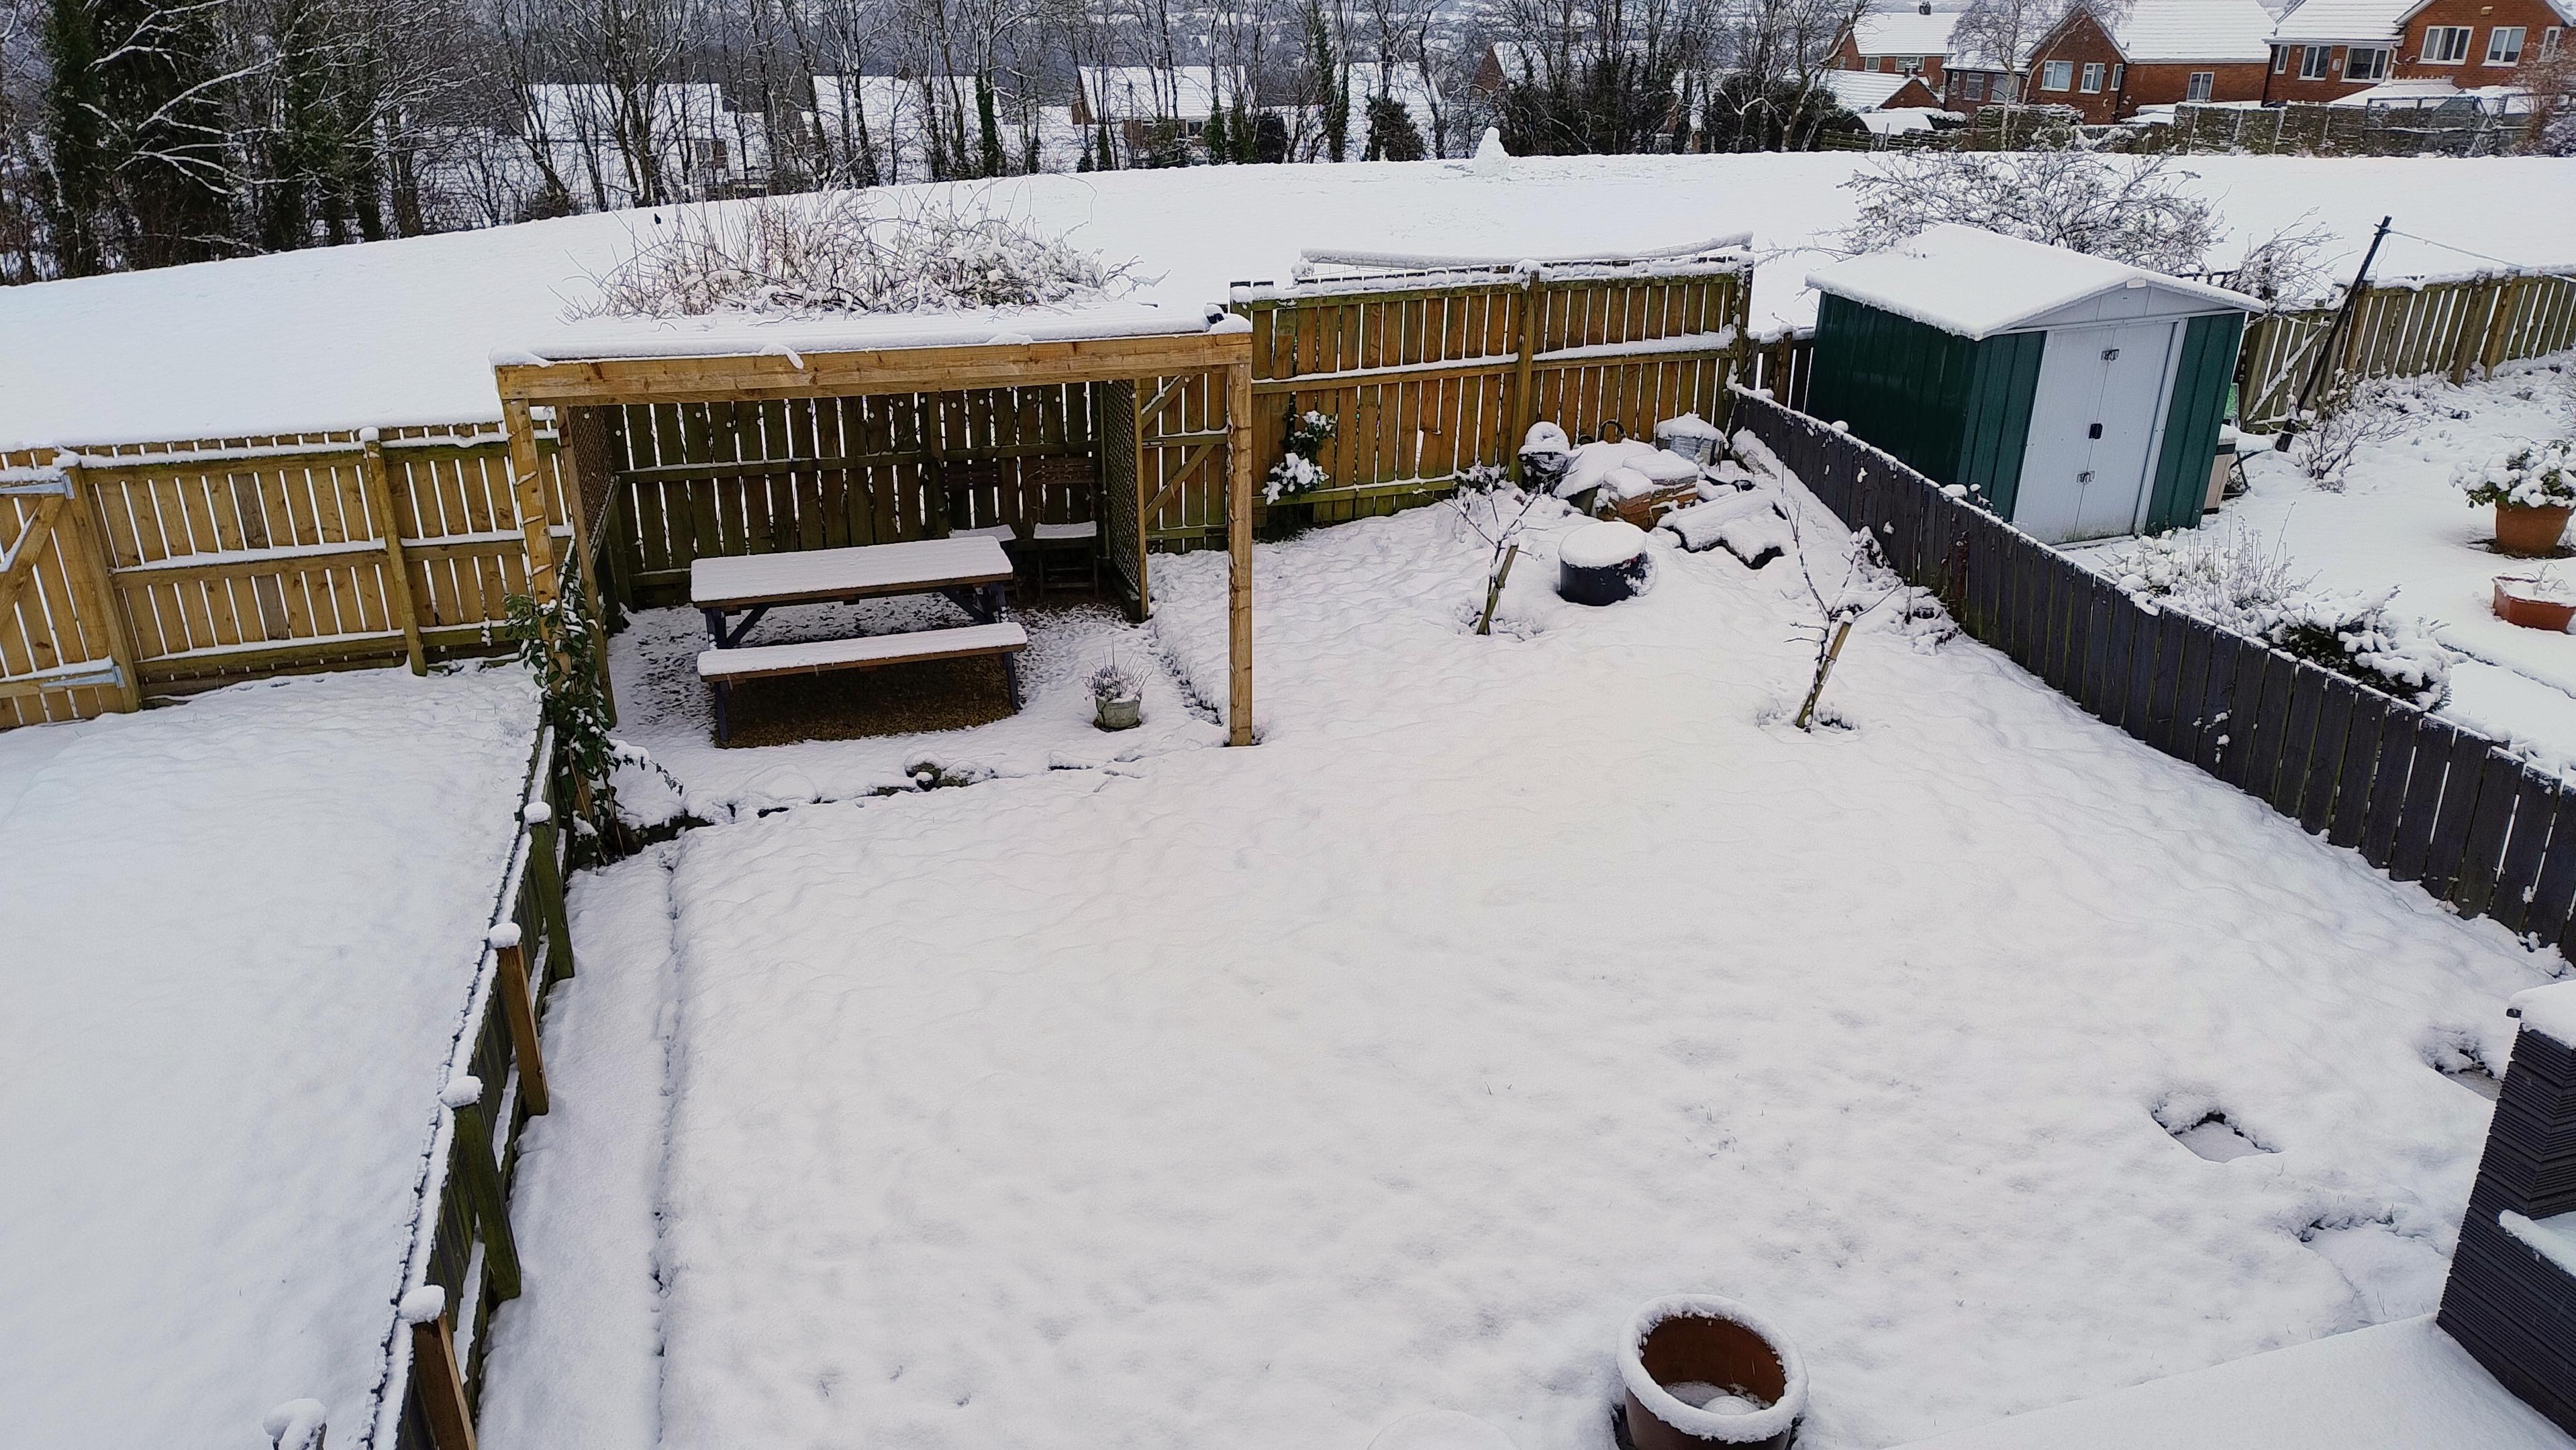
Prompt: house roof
<box><xmin>1822</xmin><ymin>70</ymin><xmax>1934</xmax><ymax>110</ymax></box>
<box><xmin>2267</xmin><ymin>0</ymin><xmax>2416</xmax><ymax>43</ymax></box>
<box><xmin>1806</xmin><ymin>224</ymin><xmax>2261</xmax><ymax>340</ymax></box>
<box><xmin>1076</xmin><ymin>66</ymin><xmax>1245</xmax><ymax>122</ymax></box>
<box><xmin>1852</xmin><ymin>9</ymin><xmax>1963</xmax><ymax>56</ymax></box>
<box><xmin>2114</xmin><ymin>0</ymin><xmax>2280</xmax><ymax>62</ymax></box>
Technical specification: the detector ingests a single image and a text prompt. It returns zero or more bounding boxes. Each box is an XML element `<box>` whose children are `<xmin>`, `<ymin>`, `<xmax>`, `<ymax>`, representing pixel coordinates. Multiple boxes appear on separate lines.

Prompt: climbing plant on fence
<box><xmin>1730</xmin><ymin>385</ymin><xmax>2576</xmax><ymax>958</ymax></box>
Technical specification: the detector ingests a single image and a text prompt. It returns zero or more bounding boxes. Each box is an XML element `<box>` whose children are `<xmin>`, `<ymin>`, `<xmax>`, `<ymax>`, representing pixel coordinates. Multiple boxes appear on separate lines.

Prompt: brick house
<box><xmin>1820</xmin><ymin>70</ymin><xmax>1948</xmax><ymax>115</ymax></box>
<box><xmin>2264</xmin><ymin>0</ymin><xmax>2569</xmax><ymax>103</ymax></box>
<box><xmin>1943</xmin><ymin>0</ymin><xmax>2277</xmax><ymax>119</ymax></box>
<box><xmin>1827</xmin><ymin>3</ymin><xmax>1964</xmax><ymax>91</ymax></box>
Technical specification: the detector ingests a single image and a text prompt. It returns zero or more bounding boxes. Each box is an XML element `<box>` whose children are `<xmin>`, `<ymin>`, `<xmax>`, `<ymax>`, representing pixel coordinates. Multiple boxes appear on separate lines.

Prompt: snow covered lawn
<box><xmin>504</xmin><ymin>481</ymin><xmax>2562</xmax><ymax>1450</ymax></box>
<box><xmin>0</xmin><ymin>665</ymin><xmax>541</xmax><ymax>1447</ymax></box>
<box><xmin>2099</xmin><ymin>354</ymin><xmax>2576</xmax><ymax>772</ymax></box>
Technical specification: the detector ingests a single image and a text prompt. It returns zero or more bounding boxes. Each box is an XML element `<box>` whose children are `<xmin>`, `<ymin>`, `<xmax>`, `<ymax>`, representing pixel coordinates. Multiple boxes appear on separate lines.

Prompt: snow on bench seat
<box><xmin>695</xmin><ymin>623</ymin><xmax>1028</xmax><ymax>681</ymax></box>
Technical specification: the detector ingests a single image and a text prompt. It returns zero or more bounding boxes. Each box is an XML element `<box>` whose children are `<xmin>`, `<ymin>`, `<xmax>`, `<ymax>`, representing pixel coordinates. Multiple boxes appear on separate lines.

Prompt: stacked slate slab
<box><xmin>2439</xmin><ymin>983</ymin><xmax>2576</xmax><ymax>1437</ymax></box>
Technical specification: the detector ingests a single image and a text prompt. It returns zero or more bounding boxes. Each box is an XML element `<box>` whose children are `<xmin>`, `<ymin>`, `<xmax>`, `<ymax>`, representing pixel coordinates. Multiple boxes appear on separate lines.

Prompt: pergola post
<box><xmin>1226</xmin><ymin>359</ymin><xmax>1254</xmax><ymax>747</ymax></box>
<box><xmin>501</xmin><ymin>399</ymin><xmax>560</xmax><ymax>611</ymax></box>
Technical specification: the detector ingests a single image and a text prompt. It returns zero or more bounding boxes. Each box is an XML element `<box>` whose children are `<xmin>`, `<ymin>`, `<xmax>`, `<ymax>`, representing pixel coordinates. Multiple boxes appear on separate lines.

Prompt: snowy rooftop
<box><xmin>2115</xmin><ymin>0</ymin><xmax>2280</xmax><ymax>63</ymax></box>
<box><xmin>1852</xmin><ymin>9</ymin><xmax>1963</xmax><ymax>54</ymax></box>
<box><xmin>2267</xmin><ymin>0</ymin><xmax>2418</xmax><ymax>43</ymax></box>
<box><xmin>1822</xmin><ymin>70</ymin><xmax>1932</xmax><ymax>111</ymax></box>
<box><xmin>1893</xmin><ymin>1317</ymin><xmax>2575</xmax><ymax>1450</ymax></box>
<box><xmin>501</xmin><ymin>300</ymin><xmax>1228</xmax><ymax>367</ymax></box>
<box><xmin>0</xmin><ymin>156</ymin><xmax>2571</xmax><ymax>448</ymax></box>
<box><xmin>0</xmin><ymin>667</ymin><xmax>541</xmax><ymax>1447</ymax></box>
<box><xmin>1807</xmin><ymin>224</ymin><xmax>2262</xmax><ymax>340</ymax></box>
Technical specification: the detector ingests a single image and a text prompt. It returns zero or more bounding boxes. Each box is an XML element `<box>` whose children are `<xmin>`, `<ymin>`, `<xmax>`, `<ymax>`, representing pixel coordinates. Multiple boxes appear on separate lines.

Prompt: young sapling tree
<box><xmin>1779</xmin><ymin>486</ymin><xmax>1908</xmax><ymax>730</ymax></box>
<box><xmin>1447</xmin><ymin>463</ymin><xmax>1544</xmax><ymax>635</ymax></box>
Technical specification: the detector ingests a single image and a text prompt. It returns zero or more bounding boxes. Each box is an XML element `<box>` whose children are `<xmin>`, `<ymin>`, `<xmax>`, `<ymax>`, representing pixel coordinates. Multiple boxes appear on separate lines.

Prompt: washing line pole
<box><xmin>2275</xmin><ymin>214</ymin><xmax>2391</xmax><ymax>452</ymax></box>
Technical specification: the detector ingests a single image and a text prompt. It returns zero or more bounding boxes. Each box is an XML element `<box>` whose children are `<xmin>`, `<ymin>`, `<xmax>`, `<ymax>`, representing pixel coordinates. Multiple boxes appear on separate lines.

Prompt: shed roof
<box><xmin>1806</xmin><ymin>224</ymin><xmax>2259</xmax><ymax>340</ymax></box>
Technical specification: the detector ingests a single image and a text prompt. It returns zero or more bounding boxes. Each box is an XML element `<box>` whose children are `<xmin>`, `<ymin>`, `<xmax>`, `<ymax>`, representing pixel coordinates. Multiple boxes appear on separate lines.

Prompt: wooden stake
<box><xmin>52</xmin><ymin>463</ymin><xmax>140</xmax><ymax>713</ymax></box>
<box><xmin>408</xmin><ymin>1312</ymin><xmax>477</xmax><ymax>1450</ymax></box>
<box><xmin>1795</xmin><ymin>619</ymin><xmax>1854</xmax><ymax>732</ymax></box>
<box><xmin>1476</xmin><ymin>542</ymin><xmax>1520</xmax><ymax>637</ymax></box>
<box><xmin>357</xmin><ymin>435</ymin><xmax>428</xmax><ymax>675</ymax></box>
<box><xmin>495</xmin><ymin>942</ymin><xmax>548</xmax><ymax>1116</ymax></box>
<box><xmin>0</xmin><ymin>495</ymin><xmax>66</xmax><ymax>621</ymax></box>
<box><xmin>450</xmin><ymin>1093</ymin><xmax>522</xmax><ymax>1301</ymax></box>
<box><xmin>1226</xmin><ymin>360</ymin><xmax>1255</xmax><ymax>747</ymax></box>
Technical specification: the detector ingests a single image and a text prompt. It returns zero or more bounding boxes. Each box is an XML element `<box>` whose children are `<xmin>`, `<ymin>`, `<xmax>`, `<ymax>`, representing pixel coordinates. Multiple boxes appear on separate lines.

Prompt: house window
<box><xmin>2112</xmin><ymin>63</ymin><xmax>2125</xmax><ymax>87</ymax></box>
<box><xmin>2187</xmin><ymin>70</ymin><xmax>2215</xmax><ymax>100</ymax></box>
<box><xmin>2424</xmin><ymin>25</ymin><xmax>2473</xmax><ymax>62</ymax></box>
<box><xmin>2299</xmin><ymin>44</ymin><xmax>2332</xmax><ymax>79</ymax></box>
<box><xmin>2042</xmin><ymin>58</ymin><xmax>2074</xmax><ymax>89</ymax></box>
<box><xmin>1899</xmin><ymin>55</ymin><xmax>1924</xmax><ymax>73</ymax></box>
<box><xmin>2081</xmin><ymin>62</ymin><xmax>2105</xmax><ymax>91</ymax></box>
<box><xmin>1869</xmin><ymin>55</ymin><xmax>1885</xmax><ymax>70</ymax></box>
<box><xmin>2346</xmin><ymin>46</ymin><xmax>2390</xmax><ymax>79</ymax></box>
<box><xmin>1962</xmin><ymin>71</ymin><xmax>1987</xmax><ymax>99</ymax></box>
<box><xmin>2543</xmin><ymin>27</ymin><xmax>2563</xmax><ymax>56</ymax></box>
<box><xmin>2486</xmin><ymin>26</ymin><xmax>2526</xmax><ymax>64</ymax></box>
<box><xmin>2271</xmin><ymin>44</ymin><xmax>2289</xmax><ymax>72</ymax></box>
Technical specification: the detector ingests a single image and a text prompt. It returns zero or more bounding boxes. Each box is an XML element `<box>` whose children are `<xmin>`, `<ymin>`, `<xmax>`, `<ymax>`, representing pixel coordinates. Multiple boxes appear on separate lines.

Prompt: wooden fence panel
<box><xmin>2236</xmin><ymin>268</ymin><xmax>2576</xmax><ymax>428</ymax></box>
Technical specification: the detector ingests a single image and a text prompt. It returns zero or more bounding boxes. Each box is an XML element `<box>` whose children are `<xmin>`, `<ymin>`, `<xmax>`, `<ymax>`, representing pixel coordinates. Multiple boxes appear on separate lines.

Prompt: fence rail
<box><xmin>1</xmin><ymin>425</ymin><xmax>575</xmax><ymax>728</ymax></box>
<box><xmin>381</xmin><ymin>724</ymin><xmax>579</xmax><ymax>1450</ymax></box>
<box><xmin>2238</xmin><ymin>268</ymin><xmax>2576</xmax><ymax>427</ymax></box>
<box><xmin>1732</xmin><ymin>386</ymin><xmax>2576</xmax><ymax>959</ymax></box>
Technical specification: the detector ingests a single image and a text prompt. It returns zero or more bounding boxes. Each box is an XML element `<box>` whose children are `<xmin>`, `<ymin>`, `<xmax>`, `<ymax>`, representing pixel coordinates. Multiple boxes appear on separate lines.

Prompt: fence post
<box><xmin>493</xmin><ymin>933</ymin><xmax>548</xmax><ymax>1116</ymax></box>
<box><xmin>2477</xmin><ymin>275</ymin><xmax>2533</xmax><ymax>379</ymax></box>
<box><xmin>358</xmin><ymin>433</ymin><xmax>428</xmax><ymax>675</ymax></box>
<box><xmin>404</xmin><ymin>1288</ymin><xmax>477</xmax><ymax>1450</ymax></box>
<box><xmin>2448</xmin><ymin>277</ymin><xmax>2501</xmax><ymax>385</ymax></box>
<box><xmin>1510</xmin><ymin>271</ymin><xmax>1541</xmax><ymax>468</ymax></box>
<box><xmin>445</xmin><ymin>1077</ymin><xmax>522</xmax><ymax>1301</ymax></box>
<box><xmin>526</xmin><ymin>797</ymin><xmax>576</xmax><ymax>984</ymax></box>
<box><xmin>51</xmin><ymin>458</ymin><xmax>140</xmax><ymax>713</ymax></box>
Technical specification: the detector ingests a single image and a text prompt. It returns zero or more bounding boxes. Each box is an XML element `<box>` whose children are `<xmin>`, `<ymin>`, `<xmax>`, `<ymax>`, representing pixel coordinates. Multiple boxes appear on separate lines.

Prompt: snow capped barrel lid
<box><xmin>1805</xmin><ymin>224</ymin><xmax>2261</xmax><ymax>341</ymax></box>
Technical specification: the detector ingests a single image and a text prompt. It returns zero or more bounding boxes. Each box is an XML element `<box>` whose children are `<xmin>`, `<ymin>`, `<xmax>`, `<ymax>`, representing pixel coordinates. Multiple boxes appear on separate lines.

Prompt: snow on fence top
<box><xmin>499</xmin><ymin>299</ymin><xmax>1231</xmax><ymax>368</ymax></box>
<box><xmin>1807</xmin><ymin>224</ymin><xmax>2264</xmax><ymax>340</ymax></box>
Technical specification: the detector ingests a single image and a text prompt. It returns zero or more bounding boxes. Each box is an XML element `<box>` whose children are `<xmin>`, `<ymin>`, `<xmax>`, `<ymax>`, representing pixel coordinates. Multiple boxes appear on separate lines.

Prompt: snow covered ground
<box><xmin>1</xmin><ymin>154</ymin><xmax>2572</xmax><ymax>448</ymax></box>
<box><xmin>491</xmin><ymin>471</ymin><xmax>2563</xmax><ymax>1450</ymax></box>
<box><xmin>2085</xmin><ymin>354</ymin><xmax>2576</xmax><ymax>773</ymax></box>
<box><xmin>0</xmin><ymin>665</ymin><xmax>540</xmax><ymax>1449</ymax></box>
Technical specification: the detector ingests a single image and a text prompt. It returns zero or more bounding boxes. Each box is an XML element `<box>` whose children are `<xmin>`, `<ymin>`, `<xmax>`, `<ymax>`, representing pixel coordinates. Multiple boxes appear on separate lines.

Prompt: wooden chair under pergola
<box><xmin>489</xmin><ymin>307</ymin><xmax>1257</xmax><ymax>746</ymax></box>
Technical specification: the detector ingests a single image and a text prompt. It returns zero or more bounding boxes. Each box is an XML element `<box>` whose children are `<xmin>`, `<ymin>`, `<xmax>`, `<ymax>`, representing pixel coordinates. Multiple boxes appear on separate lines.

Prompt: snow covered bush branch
<box><xmin>2222</xmin><ymin>217</ymin><xmax>2336</xmax><ymax>306</ymax></box>
<box><xmin>2293</xmin><ymin>381</ymin><xmax>2413</xmax><ymax>490</ymax></box>
<box><xmin>1266</xmin><ymin>409</ymin><xmax>1338</xmax><ymax>503</ymax></box>
<box><xmin>1837</xmin><ymin>152</ymin><xmax>2218</xmax><ymax>275</ymax></box>
<box><xmin>1781</xmin><ymin>487</ymin><xmax>1910</xmax><ymax>730</ymax></box>
<box><xmin>2456</xmin><ymin>440</ymin><xmax>2576</xmax><ymax>509</ymax></box>
<box><xmin>579</xmin><ymin>193</ymin><xmax>1136</xmax><ymax>320</ymax></box>
<box><xmin>2114</xmin><ymin>525</ymin><xmax>2449</xmax><ymax>708</ymax></box>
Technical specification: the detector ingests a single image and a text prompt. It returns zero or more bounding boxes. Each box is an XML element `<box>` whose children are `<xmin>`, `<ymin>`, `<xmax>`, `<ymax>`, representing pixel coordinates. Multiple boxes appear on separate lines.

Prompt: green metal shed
<box><xmin>1803</xmin><ymin>225</ymin><xmax>2259</xmax><ymax>544</ymax></box>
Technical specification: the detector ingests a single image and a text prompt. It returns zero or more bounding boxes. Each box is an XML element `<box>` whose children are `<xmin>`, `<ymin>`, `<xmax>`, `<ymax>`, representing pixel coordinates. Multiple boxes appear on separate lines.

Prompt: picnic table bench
<box><xmin>693</xmin><ymin>537</ymin><xmax>1028</xmax><ymax>742</ymax></box>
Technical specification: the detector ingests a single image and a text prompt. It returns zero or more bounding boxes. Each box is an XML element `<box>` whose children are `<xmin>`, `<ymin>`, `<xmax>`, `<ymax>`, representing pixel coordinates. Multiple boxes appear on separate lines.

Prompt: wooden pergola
<box><xmin>492</xmin><ymin>316</ymin><xmax>1258</xmax><ymax>746</ymax></box>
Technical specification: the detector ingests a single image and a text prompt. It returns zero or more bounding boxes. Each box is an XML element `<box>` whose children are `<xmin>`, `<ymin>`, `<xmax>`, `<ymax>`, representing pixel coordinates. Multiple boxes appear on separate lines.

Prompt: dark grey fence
<box><xmin>1730</xmin><ymin>385</ymin><xmax>2576</xmax><ymax>957</ymax></box>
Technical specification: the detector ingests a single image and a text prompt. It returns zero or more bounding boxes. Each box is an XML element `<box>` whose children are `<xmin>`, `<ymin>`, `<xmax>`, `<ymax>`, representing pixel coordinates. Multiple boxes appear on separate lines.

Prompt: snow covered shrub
<box><xmin>581</xmin><ymin>192</ymin><xmax>1134</xmax><ymax>319</ymax></box>
<box><xmin>1782</xmin><ymin>497</ymin><xmax>1911</xmax><ymax>730</ymax></box>
<box><xmin>1089</xmin><ymin>655</ymin><xmax>1143</xmax><ymax>704</ymax></box>
<box><xmin>2455</xmin><ymin>440</ymin><xmax>2576</xmax><ymax>509</ymax></box>
<box><xmin>1837</xmin><ymin>152</ymin><xmax>2218</xmax><ymax>276</ymax></box>
<box><xmin>2224</xmin><ymin>218</ymin><xmax>2335</xmax><ymax>305</ymax></box>
<box><xmin>503</xmin><ymin>584</ymin><xmax>630</xmax><ymax>830</ymax></box>
<box><xmin>1266</xmin><ymin>409</ymin><xmax>1338</xmax><ymax>503</ymax></box>
<box><xmin>1446</xmin><ymin>468</ymin><xmax>1550</xmax><ymax>635</ymax></box>
<box><xmin>2293</xmin><ymin>381</ymin><xmax>2412</xmax><ymax>490</ymax></box>
<box><xmin>2116</xmin><ymin>526</ymin><xmax>2449</xmax><ymax>708</ymax></box>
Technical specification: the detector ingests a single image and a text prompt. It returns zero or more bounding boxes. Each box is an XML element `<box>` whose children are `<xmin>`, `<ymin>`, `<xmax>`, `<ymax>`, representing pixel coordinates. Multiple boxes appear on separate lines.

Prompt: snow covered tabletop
<box><xmin>1887</xmin><ymin>1317</ymin><xmax>2574</xmax><ymax>1450</ymax></box>
<box><xmin>692</xmin><ymin>536</ymin><xmax>1013</xmax><ymax>609</ymax></box>
<box><xmin>501</xmin><ymin>299</ymin><xmax>1218</xmax><ymax>367</ymax></box>
<box><xmin>1805</xmin><ymin>223</ymin><xmax>2261</xmax><ymax>340</ymax></box>
<box><xmin>0</xmin><ymin>665</ymin><xmax>541</xmax><ymax>1448</ymax></box>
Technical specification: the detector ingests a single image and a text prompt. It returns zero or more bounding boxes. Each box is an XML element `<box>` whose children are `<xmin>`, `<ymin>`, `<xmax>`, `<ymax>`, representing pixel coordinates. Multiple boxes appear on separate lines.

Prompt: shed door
<box><xmin>2012</xmin><ymin>320</ymin><xmax>2182</xmax><ymax>543</ymax></box>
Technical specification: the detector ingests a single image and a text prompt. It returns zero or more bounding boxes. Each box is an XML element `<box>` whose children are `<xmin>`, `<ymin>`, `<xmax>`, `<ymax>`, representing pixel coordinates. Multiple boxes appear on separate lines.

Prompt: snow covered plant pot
<box><xmin>1561</xmin><ymin>521</ymin><xmax>1652</xmax><ymax>606</ymax></box>
<box><xmin>2494</xmin><ymin>574</ymin><xmax>2576</xmax><ymax>632</ymax></box>
<box><xmin>1619</xmin><ymin>1296</ymin><xmax>1807</xmax><ymax>1450</ymax></box>
<box><xmin>2459</xmin><ymin>442</ymin><xmax>2576</xmax><ymax>557</ymax></box>
<box><xmin>1090</xmin><ymin>659</ymin><xmax>1144</xmax><ymax>731</ymax></box>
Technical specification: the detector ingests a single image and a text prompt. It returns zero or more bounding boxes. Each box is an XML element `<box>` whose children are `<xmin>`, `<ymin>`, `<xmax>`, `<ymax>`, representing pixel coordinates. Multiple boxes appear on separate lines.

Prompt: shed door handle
<box><xmin>2088</xmin><ymin>423</ymin><xmax>2103</xmax><ymax>438</ymax></box>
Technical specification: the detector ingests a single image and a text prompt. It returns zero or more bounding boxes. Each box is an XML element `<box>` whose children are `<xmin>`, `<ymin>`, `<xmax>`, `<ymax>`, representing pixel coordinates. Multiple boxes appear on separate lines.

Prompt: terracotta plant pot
<box><xmin>2494</xmin><ymin>503</ymin><xmax>2573</xmax><ymax>557</ymax></box>
<box><xmin>1619</xmin><ymin>1296</ymin><xmax>1808</xmax><ymax>1450</ymax></box>
<box><xmin>2495</xmin><ymin>577</ymin><xmax>2576</xmax><ymax>633</ymax></box>
<box><xmin>1095</xmin><ymin>695</ymin><xmax>1142</xmax><ymax>732</ymax></box>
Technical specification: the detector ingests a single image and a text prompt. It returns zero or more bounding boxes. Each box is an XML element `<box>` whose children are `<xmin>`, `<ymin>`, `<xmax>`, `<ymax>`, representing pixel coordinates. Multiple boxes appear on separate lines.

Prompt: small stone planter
<box><xmin>1619</xmin><ymin>1296</ymin><xmax>1807</xmax><ymax>1450</ymax></box>
<box><xmin>2493</xmin><ymin>503</ymin><xmax>2573</xmax><ymax>557</ymax></box>
<box><xmin>1095</xmin><ymin>694</ymin><xmax>1143</xmax><ymax>731</ymax></box>
<box><xmin>1561</xmin><ymin>521</ymin><xmax>1653</xmax><ymax>606</ymax></box>
<box><xmin>2495</xmin><ymin>576</ymin><xmax>2576</xmax><ymax>632</ymax></box>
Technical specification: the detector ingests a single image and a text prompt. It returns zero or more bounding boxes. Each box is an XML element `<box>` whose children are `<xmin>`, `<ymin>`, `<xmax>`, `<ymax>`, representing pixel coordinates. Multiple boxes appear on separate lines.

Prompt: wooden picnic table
<box><xmin>692</xmin><ymin>537</ymin><xmax>1027</xmax><ymax>742</ymax></box>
